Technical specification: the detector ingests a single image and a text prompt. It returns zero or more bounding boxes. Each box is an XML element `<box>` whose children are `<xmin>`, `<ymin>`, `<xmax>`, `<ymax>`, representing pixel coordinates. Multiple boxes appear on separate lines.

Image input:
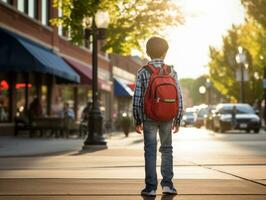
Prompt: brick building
<box><xmin>0</xmin><ymin>0</ymin><xmax>112</xmax><ymax>134</ymax></box>
<box><xmin>110</xmin><ymin>54</ymin><xmax>147</xmax><ymax>119</ymax></box>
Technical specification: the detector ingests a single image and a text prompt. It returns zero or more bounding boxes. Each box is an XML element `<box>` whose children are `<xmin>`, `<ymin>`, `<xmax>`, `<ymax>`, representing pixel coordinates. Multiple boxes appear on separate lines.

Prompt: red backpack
<box><xmin>144</xmin><ymin>64</ymin><xmax>179</xmax><ymax>121</ymax></box>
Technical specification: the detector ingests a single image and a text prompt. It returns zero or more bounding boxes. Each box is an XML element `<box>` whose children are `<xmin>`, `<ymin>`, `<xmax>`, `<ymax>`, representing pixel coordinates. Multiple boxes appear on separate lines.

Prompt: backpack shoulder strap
<box><xmin>143</xmin><ymin>64</ymin><xmax>158</xmax><ymax>75</ymax></box>
<box><xmin>158</xmin><ymin>64</ymin><xmax>172</xmax><ymax>75</ymax></box>
<box><xmin>143</xmin><ymin>64</ymin><xmax>172</xmax><ymax>75</ymax></box>
<box><xmin>163</xmin><ymin>64</ymin><xmax>172</xmax><ymax>74</ymax></box>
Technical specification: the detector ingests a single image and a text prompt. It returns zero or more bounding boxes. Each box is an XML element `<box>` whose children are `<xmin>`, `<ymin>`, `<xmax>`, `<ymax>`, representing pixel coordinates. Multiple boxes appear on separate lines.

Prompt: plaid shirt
<box><xmin>132</xmin><ymin>59</ymin><xmax>183</xmax><ymax>126</ymax></box>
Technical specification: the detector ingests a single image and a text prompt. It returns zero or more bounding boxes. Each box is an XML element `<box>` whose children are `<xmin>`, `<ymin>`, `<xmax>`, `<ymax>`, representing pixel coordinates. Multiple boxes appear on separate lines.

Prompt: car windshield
<box><xmin>236</xmin><ymin>105</ymin><xmax>255</xmax><ymax>114</ymax></box>
<box><xmin>185</xmin><ymin>112</ymin><xmax>194</xmax><ymax>116</ymax></box>
<box><xmin>220</xmin><ymin>105</ymin><xmax>255</xmax><ymax>114</ymax></box>
<box><xmin>197</xmin><ymin>108</ymin><xmax>208</xmax><ymax>116</ymax></box>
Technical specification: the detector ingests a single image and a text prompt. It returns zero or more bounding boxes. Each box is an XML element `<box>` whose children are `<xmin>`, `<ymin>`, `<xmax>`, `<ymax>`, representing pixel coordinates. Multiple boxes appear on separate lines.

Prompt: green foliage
<box><xmin>208</xmin><ymin>1</ymin><xmax>266</xmax><ymax>104</ymax></box>
<box><xmin>51</xmin><ymin>0</ymin><xmax>184</xmax><ymax>54</ymax></box>
<box><xmin>208</xmin><ymin>21</ymin><xmax>266</xmax><ymax>104</ymax></box>
<box><xmin>180</xmin><ymin>76</ymin><xmax>222</xmax><ymax>106</ymax></box>
<box><xmin>120</xmin><ymin>116</ymin><xmax>132</xmax><ymax>127</ymax></box>
<box><xmin>208</xmin><ymin>26</ymin><xmax>239</xmax><ymax>102</ymax></box>
<box><xmin>115</xmin><ymin>115</ymin><xmax>132</xmax><ymax>136</ymax></box>
<box><xmin>241</xmin><ymin>0</ymin><xmax>266</xmax><ymax>29</ymax></box>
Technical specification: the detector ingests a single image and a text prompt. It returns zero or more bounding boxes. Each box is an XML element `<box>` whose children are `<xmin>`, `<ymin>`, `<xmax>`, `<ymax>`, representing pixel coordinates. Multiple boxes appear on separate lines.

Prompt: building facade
<box><xmin>110</xmin><ymin>54</ymin><xmax>146</xmax><ymax>121</ymax></box>
<box><xmin>0</xmin><ymin>0</ymin><xmax>112</xmax><ymax>134</ymax></box>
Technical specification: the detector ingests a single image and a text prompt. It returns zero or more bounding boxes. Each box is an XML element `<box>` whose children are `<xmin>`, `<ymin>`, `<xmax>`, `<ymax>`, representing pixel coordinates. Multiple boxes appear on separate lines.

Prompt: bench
<box><xmin>15</xmin><ymin>116</ymin><xmax>82</xmax><ymax>138</ymax></box>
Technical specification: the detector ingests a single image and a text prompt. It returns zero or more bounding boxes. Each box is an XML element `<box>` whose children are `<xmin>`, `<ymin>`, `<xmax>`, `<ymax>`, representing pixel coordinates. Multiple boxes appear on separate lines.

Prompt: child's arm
<box><xmin>172</xmin><ymin>69</ymin><xmax>184</xmax><ymax>129</ymax></box>
<box><xmin>133</xmin><ymin>70</ymin><xmax>144</xmax><ymax>132</ymax></box>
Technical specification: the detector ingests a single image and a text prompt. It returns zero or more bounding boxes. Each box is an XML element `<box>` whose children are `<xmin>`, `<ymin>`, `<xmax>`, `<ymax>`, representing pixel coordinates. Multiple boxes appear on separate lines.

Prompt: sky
<box><xmin>164</xmin><ymin>0</ymin><xmax>245</xmax><ymax>79</ymax></box>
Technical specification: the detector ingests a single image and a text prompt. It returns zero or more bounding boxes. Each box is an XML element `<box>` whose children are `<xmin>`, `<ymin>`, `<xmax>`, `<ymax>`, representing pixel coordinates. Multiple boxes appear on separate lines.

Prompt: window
<box><xmin>28</xmin><ymin>0</ymin><xmax>37</xmax><ymax>19</ymax></box>
<box><xmin>17</xmin><ymin>0</ymin><xmax>25</xmax><ymax>12</ymax></box>
<box><xmin>1</xmin><ymin>0</ymin><xmax>12</xmax><ymax>4</ymax></box>
<box><xmin>41</xmin><ymin>0</ymin><xmax>49</xmax><ymax>25</ymax></box>
<box><xmin>58</xmin><ymin>7</ymin><xmax>63</xmax><ymax>36</ymax></box>
<box><xmin>0</xmin><ymin>79</ymin><xmax>9</xmax><ymax>122</ymax></box>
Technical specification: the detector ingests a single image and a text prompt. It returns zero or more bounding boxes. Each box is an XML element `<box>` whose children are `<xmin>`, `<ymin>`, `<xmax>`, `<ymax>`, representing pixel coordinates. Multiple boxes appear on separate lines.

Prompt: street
<box><xmin>0</xmin><ymin>127</ymin><xmax>265</xmax><ymax>199</ymax></box>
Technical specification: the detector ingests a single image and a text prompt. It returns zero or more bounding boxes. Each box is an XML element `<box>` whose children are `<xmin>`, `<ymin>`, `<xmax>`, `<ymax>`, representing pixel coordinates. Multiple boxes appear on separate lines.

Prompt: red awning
<box><xmin>127</xmin><ymin>83</ymin><xmax>136</xmax><ymax>90</ymax></box>
<box><xmin>63</xmin><ymin>57</ymin><xmax>112</xmax><ymax>92</ymax></box>
<box><xmin>64</xmin><ymin>57</ymin><xmax>92</xmax><ymax>84</ymax></box>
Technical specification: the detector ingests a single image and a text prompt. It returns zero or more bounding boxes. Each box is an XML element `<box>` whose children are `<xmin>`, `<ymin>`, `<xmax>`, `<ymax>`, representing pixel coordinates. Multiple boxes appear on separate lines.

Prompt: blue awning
<box><xmin>0</xmin><ymin>28</ymin><xmax>80</xmax><ymax>83</ymax></box>
<box><xmin>114</xmin><ymin>78</ymin><xmax>134</xmax><ymax>97</ymax></box>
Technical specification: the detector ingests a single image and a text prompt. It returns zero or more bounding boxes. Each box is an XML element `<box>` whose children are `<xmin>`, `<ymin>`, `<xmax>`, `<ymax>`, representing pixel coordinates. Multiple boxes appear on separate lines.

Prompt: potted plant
<box><xmin>120</xmin><ymin>115</ymin><xmax>132</xmax><ymax>137</ymax></box>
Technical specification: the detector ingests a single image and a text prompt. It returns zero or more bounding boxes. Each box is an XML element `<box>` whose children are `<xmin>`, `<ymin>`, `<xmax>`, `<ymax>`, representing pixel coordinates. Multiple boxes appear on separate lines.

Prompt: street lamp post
<box><xmin>206</xmin><ymin>78</ymin><xmax>212</xmax><ymax>105</ymax></box>
<box><xmin>235</xmin><ymin>47</ymin><xmax>247</xmax><ymax>103</ymax></box>
<box><xmin>264</xmin><ymin>67</ymin><xmax>266</xmax><ymax>129</ymax></box>
<box><xmin>199</xmin><ymin>85</ymin><xmax>206</xmax><ymax>104</ymax></box>
<box><xmin>260</xmin><ymin>55</ymin><xmax>266</xmax><ymax>129</ymax></box>
<box><xmin>83</xmin><ymin>11</ymin><xmax>110</xmax><ymax>148</ymax></box>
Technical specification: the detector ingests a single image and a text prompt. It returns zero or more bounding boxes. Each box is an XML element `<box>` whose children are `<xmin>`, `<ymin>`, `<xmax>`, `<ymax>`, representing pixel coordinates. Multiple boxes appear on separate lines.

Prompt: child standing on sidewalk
<box><xmin>133</xmin><ymin>36</ymin><xmax>183</xmax><ymax>197</ymax></box>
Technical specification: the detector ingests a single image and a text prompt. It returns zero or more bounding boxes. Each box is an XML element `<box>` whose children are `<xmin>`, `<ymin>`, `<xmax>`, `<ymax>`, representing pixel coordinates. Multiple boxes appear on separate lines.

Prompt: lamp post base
<box><xmin>82</xmin><ymin>144</ymin><xmax>107</xmax><ymax>152</ymax></box>
<box><xmin>83</xmin><ymin>139</ymin><xmax>107</xmax><ymax>146</ymax></box>
<box><xmin>82</xmin><ymin>133</ymin><xmax>107</xmax><ymax>151</ymax></box>
<box><xmin>82</xmin><ymin>106</ymin><xmax>107</xmax><ymax>148</ymax></box>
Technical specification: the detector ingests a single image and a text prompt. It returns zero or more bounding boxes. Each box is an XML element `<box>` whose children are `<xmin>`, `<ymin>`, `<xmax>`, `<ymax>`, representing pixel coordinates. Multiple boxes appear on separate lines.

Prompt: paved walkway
<box><xmin>0</xmin><ymin>129</ymin><xmax>265</xmax><ymax>199</ymax></box>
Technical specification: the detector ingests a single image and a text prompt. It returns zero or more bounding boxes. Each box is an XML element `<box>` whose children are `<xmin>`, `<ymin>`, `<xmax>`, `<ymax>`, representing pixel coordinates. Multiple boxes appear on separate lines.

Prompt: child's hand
<box><xmin>172</xmin><ymin>125</ymin><xmax>179</xmax><ymax>133</ymax></box>
<box><xmin>135</xmin><ymin>124</ymin><xmax>143</xmax><ymax>134</ymax></box>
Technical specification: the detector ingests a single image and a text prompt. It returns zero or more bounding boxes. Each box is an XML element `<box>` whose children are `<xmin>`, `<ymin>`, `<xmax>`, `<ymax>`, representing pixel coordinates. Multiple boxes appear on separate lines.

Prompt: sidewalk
<box><xmin>0</xmin><ymin>135</ymin><xmax>84</xmax><ymax>157</ymax></box>
<box><xmin>0</xmin><ymin>130</ymin><xmax>265</xmax><ymax>199</ymax></box>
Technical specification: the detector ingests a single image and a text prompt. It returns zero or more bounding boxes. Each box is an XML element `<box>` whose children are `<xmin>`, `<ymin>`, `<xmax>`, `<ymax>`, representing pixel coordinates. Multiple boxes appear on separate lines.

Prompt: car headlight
<box><xmin>221</xmin><ymin>118</ymin><xmax>231</xmax><ymax>122</ymax></box>
<box><xmin>251</xmin><ymin>117</ymin><xmax>260</xmax><ymax>122</ymax></box>
<box><xmin>220</xmin><ymin>116</ymin><xmax>231</xmax><ymax>122</ymax></box>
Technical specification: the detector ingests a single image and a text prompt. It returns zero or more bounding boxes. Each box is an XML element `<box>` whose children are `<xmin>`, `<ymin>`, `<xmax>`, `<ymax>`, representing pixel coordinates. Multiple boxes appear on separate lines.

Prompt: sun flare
<box><xmin>164</xmin><ymin>0</ymin><xmax>245</xmax><ymax>79</ymax></box>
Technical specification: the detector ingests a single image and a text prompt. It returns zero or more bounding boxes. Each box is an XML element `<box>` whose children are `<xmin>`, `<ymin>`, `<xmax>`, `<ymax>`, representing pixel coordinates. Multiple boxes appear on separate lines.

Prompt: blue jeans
<box><xmin>143</xmin><ymin>119</ymin><xmax>174</xmax><ymax>190</ymax></box>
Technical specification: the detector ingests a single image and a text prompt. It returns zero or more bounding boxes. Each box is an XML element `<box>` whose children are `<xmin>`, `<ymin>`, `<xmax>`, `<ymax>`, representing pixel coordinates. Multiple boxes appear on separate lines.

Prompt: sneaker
<box><xmin>162</xmin><ymin>186</ymin><xmax>177</xmax><ymax>195</ymax></box>
<box><xmin>141</xmin><ymin>188</ymin><xmax>156</xmax><ymax>197</ymax></box>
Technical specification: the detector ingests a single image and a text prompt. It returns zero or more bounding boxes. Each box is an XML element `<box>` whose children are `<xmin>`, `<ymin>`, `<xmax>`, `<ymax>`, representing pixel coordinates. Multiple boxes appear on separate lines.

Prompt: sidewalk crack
<box><xmin>186</xmin><ymin>161</ymin><xmax>266</xmax><ymax>187</ymax></box>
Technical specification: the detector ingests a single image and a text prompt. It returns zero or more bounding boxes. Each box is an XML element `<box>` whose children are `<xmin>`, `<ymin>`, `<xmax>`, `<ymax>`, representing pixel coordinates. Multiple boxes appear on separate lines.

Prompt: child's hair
<box><xmin>146</xmin><ymin>36</ymin><xmax>169</xmax><ymax>59</ymax></box>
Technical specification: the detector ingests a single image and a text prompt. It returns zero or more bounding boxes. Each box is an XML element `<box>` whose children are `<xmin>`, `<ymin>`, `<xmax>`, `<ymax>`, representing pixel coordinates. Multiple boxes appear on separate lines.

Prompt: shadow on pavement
<box><xmin>70</xmin><ymin>146</ymin><xmax>107</xmax><ymax>156</ymax></box>
<box><xmin>131</xmin><ymin>138</ymin><xmax>144</xmax><ymax>144</ymax></box>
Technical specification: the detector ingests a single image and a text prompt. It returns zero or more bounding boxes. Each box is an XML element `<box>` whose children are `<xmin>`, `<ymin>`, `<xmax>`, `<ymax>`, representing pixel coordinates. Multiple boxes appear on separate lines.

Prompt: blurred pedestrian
<box><xmin>60</xmin><ymin>102</ymin><xmax>74</xmax><ymax>119</ymax></box>
<box><xmin>133</xmin><ymin>37</ymin><xmax>183</xmax><ymax>197</ymax></box>
<box><xmin>29</xmin><ymin>97</ymin><xmax>43</xmax><ymax>118</ymax></box>
<box><xmin>0</xmin><ymin>100</ymin><xmax>7</xmax><ymax>121</ymax></box>
<box><xmin>81</xmin><ymin>102</ymin><xmax>92</xmax><ymax>122</ymax></box>
<box><xmin>231</xmin><ymin>105</ymin><xmax>237</xmax><ymax>129</ymax></box>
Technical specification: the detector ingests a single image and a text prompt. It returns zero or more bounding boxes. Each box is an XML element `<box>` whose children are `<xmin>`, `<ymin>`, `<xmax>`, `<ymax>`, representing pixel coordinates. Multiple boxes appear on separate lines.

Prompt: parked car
<box><xmin>194</xmin><ymin>105</ymin><xmax>208</xmax><ymax>128</ymax></box>
<box><xmin>181</xmin><ymin>109</ymin><xmax>195</xmax><ymax>127</ymax></box>
<box><xmin>203</xmin><ymin>106</ymin><xmax>216</xmax><ymax>130</ymax></box>
<box><xmin>212</xmin><ymin>103</ymin><xmax>261</xmax><ymax>133</ymax></box>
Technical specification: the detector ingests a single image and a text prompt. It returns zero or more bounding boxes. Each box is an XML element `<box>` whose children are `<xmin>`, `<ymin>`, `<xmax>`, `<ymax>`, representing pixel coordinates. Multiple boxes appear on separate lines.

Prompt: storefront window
<box><xmin>77</xmin><ymin>87</ymin><xmax>90</xmax><ymax>120</ymax></box>
<box><xmin>15</xmin><ymin>73</ymin><xmax>33</xmax><ymax>116</ymax></box>
<box><xmin>0</xmin><ymin>79</ymin><xmax>9</xmax><ymax>122</ymax></box>
<box><xmin>52</xmin><ymin>85</ymin><xmax>73</xmax><ymax>116</ymax></box>
<box><xmin>41</xmin><ymin>85</ymin><xmax>47</xmax><ymax>116</ymax></box>
<box><xmin>16</xmin><ymin>83</ymin><xmax>34</xmax><ymax>115</ymax></box>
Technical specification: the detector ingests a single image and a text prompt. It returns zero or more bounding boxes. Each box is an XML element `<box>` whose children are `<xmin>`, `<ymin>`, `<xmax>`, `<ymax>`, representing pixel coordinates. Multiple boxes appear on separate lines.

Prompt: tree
<box><xmin>208</xmin><ymin>26</ymin><xmax>239</xmax><ymax>102</ymax></box>
<box><xmin>180</xmin><ymin>76</ymin><xmax>223</xmax><ymax>106</ymax></box>
<box><xmin>52</xmin><ymin>0</ymin><xmax>184</xmax><ymax>54</ymax></box>
<box><xmin>208</xmin><ymin>22</ymin><xmax>266</xmax><ymax>104</ymax></box>
<box><xmin>241</xmin><ymin>0</ymin><xmax>266</xmax><ymax>29</ymax></box>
